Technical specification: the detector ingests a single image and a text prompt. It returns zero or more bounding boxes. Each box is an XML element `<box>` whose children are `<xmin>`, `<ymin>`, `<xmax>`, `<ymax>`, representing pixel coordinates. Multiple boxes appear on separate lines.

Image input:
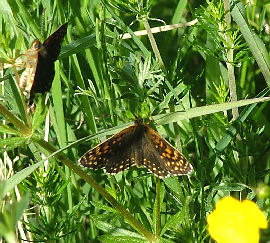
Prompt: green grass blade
<box><xmin>155</xmin><ymin>97</ymin><xmax>270</xmax><ymax>125</ymax></box>
<box><xmin>231</xmin><ymin>0</ymin><xmax>270</xmax><ymax>87</ymax></box>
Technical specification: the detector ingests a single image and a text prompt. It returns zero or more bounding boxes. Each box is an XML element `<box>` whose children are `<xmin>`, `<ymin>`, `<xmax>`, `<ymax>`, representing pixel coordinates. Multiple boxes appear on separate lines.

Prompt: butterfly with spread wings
<box><xmin>79</xmin><ymin>118</ymin><xmax>193</xmax><ymax>178</ymax></box>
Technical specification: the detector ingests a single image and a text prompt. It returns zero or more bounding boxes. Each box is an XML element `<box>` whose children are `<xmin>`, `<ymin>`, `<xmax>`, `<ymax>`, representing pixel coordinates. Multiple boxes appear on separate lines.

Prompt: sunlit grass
<box><xmin>0</xmin><ymin>0</ymin><xmax>269</xmax><ymax>242</ymax></box>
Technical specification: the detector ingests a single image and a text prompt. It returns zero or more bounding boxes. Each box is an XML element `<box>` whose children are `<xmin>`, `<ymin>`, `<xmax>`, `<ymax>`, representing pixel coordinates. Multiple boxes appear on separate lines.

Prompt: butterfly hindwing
<box><xmin>19</xmin><ymin>40</ymin><xmax>41</xmax><ymax>91</ymax></box>
<box><xmin>143</xmin><ymin>125</ymin><xmax>193</xmax><ymax>176</ymax></box>
<box><xmin>29</xmin><ymin>52</ymin><xmax>55</xmax><ymax>100</ymax></box>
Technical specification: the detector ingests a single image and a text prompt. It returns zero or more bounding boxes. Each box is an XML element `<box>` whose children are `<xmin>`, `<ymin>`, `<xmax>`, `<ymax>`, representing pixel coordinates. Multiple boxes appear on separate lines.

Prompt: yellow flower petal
<box><xmin>207</xmin><ymin>196</ymin><xmax>268</xmax><ymax>243</ymax></box>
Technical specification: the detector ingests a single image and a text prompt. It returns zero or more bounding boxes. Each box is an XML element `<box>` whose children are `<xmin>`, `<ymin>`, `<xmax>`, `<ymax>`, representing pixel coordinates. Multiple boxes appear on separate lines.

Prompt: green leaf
<box><xmin>216</xmin><ymin>89</ymin><xmax>269</xmax><ymax>152</ymax></box>
<box><xmin>153</xmin><ymin>181</ymin><xmax>165</xmax><ymax>235</ymax></box>
<box><xmin>230</xmin><ymin>0</ymin><xmax>270</xmax><ymax>88</ymax></box>
<box><xmin>32</xmin><ymin>96</ymin><xmax>48</xmax><ymax>131</ymax></box>
<box><xmin>0</xmin><ymin>123</ymin><xmax>19</xmax><ymax>135</ymax></box>
<box><xmin>0</xmin><ymin>181</ymin><xmax>6</xmax><ymax>201</ymax></box>
<box><xmin>2</xmin><ymin>160</ymin><xmax>44</xmax><ymax>197</ymax></box>
<box><xmin>90</xmin><ymin>201</ymin><xmax>117</xmax><ymax>213</ymax></box>
<box><xmin>0</xmin><ymin>192</ymin><xmax>29</xmax><ymax>243</ymax></box>
<box><xmin>93</xmin><ymin>218</ymin><xmax>145</xmax><ymax>239</ymax></box>
<box><xmin>0</xmin><ymin>0</ymin><xmax>13</xmax><ymax>16</ymax></box>
<box><xmin>98</xmin><ymin>235</ymin><xmax>147</xmax><ymax>243</ymax></box>
<box><xmin>59</xmin><ymin>34</ymin><xmax>96</xmax><ymax>59</ymax></box>
<box><xmin>155</xmin><ymin>97</ymin><xmax>270</xmax><ymax>125</ymax></box>
<box><xmin>0</xmin><ymin>137</ymin><xmax>27</xmax><ymax>152</ymax></box>
<box><xmin>14</xmin><ymin>192</ymin><xmax>30</xmax><ymax>223</ymax></box>
<box><xmin>162</xmin><ymin>177</ymin><xmax>183</xmax><ymax>199</ymax></box>
<box><xmin>160</xmin><ymin>210</ymin><xmax>185</xmax><ymax>236</ymax></box>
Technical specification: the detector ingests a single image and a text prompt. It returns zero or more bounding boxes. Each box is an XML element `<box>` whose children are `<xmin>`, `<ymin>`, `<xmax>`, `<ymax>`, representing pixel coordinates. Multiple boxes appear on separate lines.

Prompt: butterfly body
<box><xmin>79</xmin><ymin>119</ymin><xmax>193</xmax><ymax>178</ymax></box>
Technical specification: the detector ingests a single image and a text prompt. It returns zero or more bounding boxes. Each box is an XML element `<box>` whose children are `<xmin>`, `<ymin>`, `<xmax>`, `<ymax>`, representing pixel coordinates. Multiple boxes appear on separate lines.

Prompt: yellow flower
<box><xmin>207</xmin><ymin>196</ymin><xmax>268</xmax><ymax>243</ymax></box>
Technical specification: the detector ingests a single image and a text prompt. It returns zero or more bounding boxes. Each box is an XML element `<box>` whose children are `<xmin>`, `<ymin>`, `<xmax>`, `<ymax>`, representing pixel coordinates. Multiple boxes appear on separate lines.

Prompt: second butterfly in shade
<box><xmin>20</xmin><ymin>22</ymin><xmax>68</xmax><ymax>104</ymax></box>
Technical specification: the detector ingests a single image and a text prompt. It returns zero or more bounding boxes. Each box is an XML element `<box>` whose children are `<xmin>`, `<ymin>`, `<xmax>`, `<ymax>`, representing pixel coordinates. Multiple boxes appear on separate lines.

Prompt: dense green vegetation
<box><xmin>0</xmin><ymin>0</ymin><xmax>269</xmax><ymax>242</ymax></box>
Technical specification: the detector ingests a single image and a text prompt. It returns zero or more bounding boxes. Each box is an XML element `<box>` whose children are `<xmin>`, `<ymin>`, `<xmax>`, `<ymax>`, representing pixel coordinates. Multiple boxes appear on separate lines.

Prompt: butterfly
<box><xmin>79</xmin><ymin>118</ymin><xmax>193</xmax><ymax>178</ymax></box>
<box><xmin>19</xmin><ymin>22</ymin><xmax>68</xmax><ymax>103</ymax></box>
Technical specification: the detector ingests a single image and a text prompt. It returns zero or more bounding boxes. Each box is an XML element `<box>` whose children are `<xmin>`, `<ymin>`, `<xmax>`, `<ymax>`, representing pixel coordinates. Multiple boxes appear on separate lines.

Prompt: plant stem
<box><xmin>155</xmin><ymin>178</ymin><xmax>161</xmax><ymax>237</ymax></box>
<box><xmin>0</xmin><ymin>104</ymin><xmax>31</xmax><ymax>136</ymax></box>
<box><xmin>142</xmin><ymin>16</ymin><xmax>167</xmax><ymax>75</ymax></box>
<box><xmin>121</xmin><ymin>20</ymin><xmax>198</xmax><ymax>39</ymax></box>
<box><xmin>224</xmin><ymin>0</ymin><xmax>239</xmax><ymax>120</ymax></box>
<box><xmin>34</xmin><ymin>138</ymin><xmax>158</xmax><ymax>242</ymax></box>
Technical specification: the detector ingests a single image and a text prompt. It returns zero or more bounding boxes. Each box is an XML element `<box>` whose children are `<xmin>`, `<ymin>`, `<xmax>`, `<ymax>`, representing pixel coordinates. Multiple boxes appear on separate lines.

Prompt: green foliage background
<box><xmin>0</xmin><ymin>0</ymin><xmax>270</xmax><ymax>242</ymax></box>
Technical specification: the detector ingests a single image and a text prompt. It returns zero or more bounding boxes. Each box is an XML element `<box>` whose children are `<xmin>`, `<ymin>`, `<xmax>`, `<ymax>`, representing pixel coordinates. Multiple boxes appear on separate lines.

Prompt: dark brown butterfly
<box><xmin>79</xmin><ymin>118</ymin><xmax>193</xmax><ymax>178</ymax></box>
<box><xmin>23</xmin><ymin>22</ymin><xmax>68</xmax><ymax>103</ymax></box>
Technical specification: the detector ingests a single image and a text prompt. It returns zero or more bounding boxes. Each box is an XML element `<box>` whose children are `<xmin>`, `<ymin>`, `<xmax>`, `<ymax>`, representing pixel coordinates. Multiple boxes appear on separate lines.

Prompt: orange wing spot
<box><xmin>154</xmin><ymin>137</ymin><xmax>160</xmax><ymax>144</ymax></box>
<box><xmin>171</xmin><ymin>161</ymin><xmax>175</xmax><ymax>165</ymax></box>
<box><xmin>112</xmin><ymin>140</ymin><xmax>117</xmax><ymax>144</ymax></box>
<box><xmin>159</xmin><ymin>141</ymin><xmax>164</xmax><ymax>148</ymax></box>
<box><xmin>174</xmin><ymin>166</ymin><xmax>178</xmax><ymax>170</ymax></box>
<box><xmin>119</xmin><ymin>164</ymin><xmax>124</xmax><ymax>169</ymax></box>
<box><xmin>104</xmin><ymin>144</ymin><xmax>109</xmax><ymax>150</ymax></box>
<box><xmin>179</xmin><ymin>159</ymin><xmax>184</xmax><ymax>165</ymax></box>
<box><xmin>162</xmin><ymin>152</ymin><xmax>166</xmax><ymax>157</ymax></box>
<box><xmin>165</xmin><ymin>147</ymin><xmax>172</xmax><ymax>154</ymax></box>
<box><xmin>166</xmin><ymin>161</ymin><xmax>171</xmax><ymax>166</ymax></box>
<box><xmin>160</xmin><ymin>155</ymin><xmax>164</xmax><ymax>159</ymax></box>
<box><xmin>94</xmin><ymin>162</ymin><xmax>97</xmax><ymax>165</ymax></box>
<box><xmin>104</xmin><ymin>148</ymin><xmax>112</xmax><ymax>154</ymax></box>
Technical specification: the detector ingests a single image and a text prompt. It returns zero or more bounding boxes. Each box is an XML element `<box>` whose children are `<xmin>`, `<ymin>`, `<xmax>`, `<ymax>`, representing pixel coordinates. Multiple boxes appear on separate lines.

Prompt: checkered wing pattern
<box><xmin>79</xmin><ymin>124</ymin><xmax>142</xmax><ymax>174</ymax></box>
<box><xmin>142</xmin><ymin>125</ymin><xmax>193</xmax><ymax>177</ymax></box>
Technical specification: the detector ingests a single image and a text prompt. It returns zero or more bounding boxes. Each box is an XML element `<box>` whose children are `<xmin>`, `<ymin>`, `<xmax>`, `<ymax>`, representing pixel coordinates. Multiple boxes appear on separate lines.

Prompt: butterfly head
<box><xmin>134</xmin><ymin>116</ymin><xmax>143</xmax><ymax>126</ymax></box>
<box><xmin>30</xmin><ymin>39</ymin><xmax>42</xmax><ymax>51</ymax></box>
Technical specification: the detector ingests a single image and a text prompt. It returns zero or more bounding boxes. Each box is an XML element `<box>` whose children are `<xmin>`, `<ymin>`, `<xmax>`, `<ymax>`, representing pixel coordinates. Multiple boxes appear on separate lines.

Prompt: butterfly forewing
<box><xmin>42</xmin><ymin>22</ymin><xmax>68</xmax><ymax>62</ymax></box>
<box><xmin>79</xmin><ymin>120</ymin><xmax>193</xmax><ymax>178</ymax></box>
<box><xmin>79</xmin><ymin>124</ymin><xmax>143</xmax><ymax>174</ymax></box>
